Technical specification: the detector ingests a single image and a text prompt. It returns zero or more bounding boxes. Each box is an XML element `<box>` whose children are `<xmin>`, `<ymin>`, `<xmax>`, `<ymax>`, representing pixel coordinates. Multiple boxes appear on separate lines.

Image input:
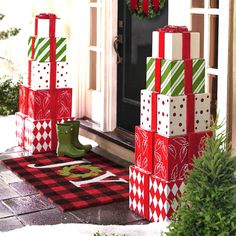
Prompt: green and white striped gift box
<box><xmin>28</xmin><ymin>37</ymin><xmax>67</xmax><ymax>62</ymax></box>
<box><xmin>146</xmin><ymin>57</ymin><xmax>205</xmax><ymax>96</ymax></box>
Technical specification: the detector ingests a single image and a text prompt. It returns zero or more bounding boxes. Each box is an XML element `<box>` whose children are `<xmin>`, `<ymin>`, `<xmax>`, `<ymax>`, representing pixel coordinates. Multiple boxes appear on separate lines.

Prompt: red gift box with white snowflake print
<box><xmin>24</xmin><ymin>117</ymin><xmax>74</xmax><ymax>154</ymax></box>
<box><xmin>129</xmin><ymin>165</ymin><xmax>150</xmax><ymax>219</ymax></box>
<box><xmin>16</xmin><ymin>112</ymin><xmax>28</xmax><ymax>148</ymax></box>
<box><xmin>188</xmin><ymin>130</ymin><xmax>213</xmax><ymax>167</ymax></box>
<box><xmin>134</xmin><ymin>126</ymin><xmax>155</xmax><ymax>173</ymax></box>
<box><xmin>153</xmin><ymin>133</ymin><xmax>189</xmax><ymax>181</ymax></box>
<box><xmin>149</xmin><ymin>175</ymin><xmax>185</xmax><ymax>222</ymax></box>
<box><xmin>18</xmin><ymin>84</ymin><xmax>29</xmax><ymax>115</ymax></box>
<box><xmin>18</xmin><ymin>84</ymin><xmax>72</xmax><ymax>120</ymax></box>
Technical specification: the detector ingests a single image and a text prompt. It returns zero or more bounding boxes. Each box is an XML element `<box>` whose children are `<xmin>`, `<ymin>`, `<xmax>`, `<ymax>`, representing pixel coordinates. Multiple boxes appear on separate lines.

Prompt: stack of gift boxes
<box><xmin>16</xmin><ymin>13</ymin><xmax>73</xmax><ymax>154</ymax></box>
<box><xmin>129</xmin><ymin>25</ymin><xmax>212</xmax><ymax>222</ymax></box>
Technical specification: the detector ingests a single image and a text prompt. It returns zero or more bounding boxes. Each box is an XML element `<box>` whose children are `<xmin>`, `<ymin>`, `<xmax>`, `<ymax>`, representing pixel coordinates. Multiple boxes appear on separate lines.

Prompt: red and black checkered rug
<box><xmin>2</xmin><ymin>152</ymin><xmax>129</xmax><ymax>211</ymax></box>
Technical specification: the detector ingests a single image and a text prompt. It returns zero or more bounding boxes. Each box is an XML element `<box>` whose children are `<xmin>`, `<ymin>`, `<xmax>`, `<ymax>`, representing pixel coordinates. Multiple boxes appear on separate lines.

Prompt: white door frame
<box><xmin>76</xmin><ymin>0</ymin><xmax>231</xmax><ymax>135</ymax></box>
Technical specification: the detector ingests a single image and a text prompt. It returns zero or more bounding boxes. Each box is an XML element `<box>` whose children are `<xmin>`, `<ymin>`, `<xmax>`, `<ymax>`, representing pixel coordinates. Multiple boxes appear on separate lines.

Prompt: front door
<box><xmin>117</xmin><ymin>1</ymin><xmax>168</xmax><ymax>133</ymax></box>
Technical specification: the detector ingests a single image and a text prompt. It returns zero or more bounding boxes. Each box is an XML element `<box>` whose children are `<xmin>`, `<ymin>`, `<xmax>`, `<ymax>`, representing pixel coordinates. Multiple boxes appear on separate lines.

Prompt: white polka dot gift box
<box><xmin>140</xmin><ymin>91</ymin><xmax>211</xmax><ymax>137</ymax></box>
<box><xmin>27</xmin><ymin>61</ymin><xmax>70</xmax><ymax>90</ymax></box>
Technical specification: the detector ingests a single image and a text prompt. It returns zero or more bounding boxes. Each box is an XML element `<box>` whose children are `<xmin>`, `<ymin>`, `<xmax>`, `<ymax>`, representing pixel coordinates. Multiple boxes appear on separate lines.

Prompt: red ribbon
<box><xmin>187</xmin><ymin>133</ymin><xmax>196</xmax><ymax>170</ymax></box>
<box><xmin>30</xmin><ymin>37</ymin><xmax>35</xmax><ymax>60</ymax></box>
<box><xmin>158</xmin><ymin>25</ymin><xmax>188</xmax><ymax>33</ymax></box>
<box><xmin>151</xmin><ymin>92</ymin><xmax>158</xmax><ymax>130</ymax></box>
<box><xmin>34</xmin><ymin>13</ymin><xmax>58</xmax><ymax>37</ymax></box>
<box><xmin>152</xmin><ymin>0</ymin><xmax>160</xmax><ymax>11</ymax></box>
<box><xmin>27</xmin><ymin>60</ymin><xmax>32</xmax><ymax>86</ymax></box>
<box><xmin>186</xmin><ymin>94</ymin><xmax>195</xmax><ymax>133</ymax></box>
<box><xmin>157</xmin><ymin>25</ymin><xmax>190</xmax><ymax>59</ymax></box>
<box><xmin>130</xmin><ymin>0</ymin><xmax>138</xmax><ymax>12</ymax></box>
<box><xmin>154</xmin><ymin>58</ymin><xmax>193</xmax><ymax>95</ymax></box>
<box><xmin>155</xmin><ymin>59</ymin><xmax>161</xmax><ymax>93</ymax></box>
<box><xmin>143</xmin><ymin>0</ymin><xmax>149</xmax><ymax>15</ymax></box>
<box><xmin>184</xmin><ymin>59</ymin><xmax>193</xmax><ymax>94</ymax></box>
<box><xmin>182</xmin><ymin>32</ymin><xmax>191</xmax><ymax>59</ymax></box>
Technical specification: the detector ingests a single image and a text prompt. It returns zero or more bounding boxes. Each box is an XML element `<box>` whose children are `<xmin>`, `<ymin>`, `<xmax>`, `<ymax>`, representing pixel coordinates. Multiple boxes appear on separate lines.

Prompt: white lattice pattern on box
<box><xmin>149</xmin><ymin>177</ymin><xmax>185</xmax><ymax>222</ymax></box>
<box><xmin>157</xmin><ymin>95</ymin><xmax>187</xmax><ymax>137</ymax></box>
<box><xmin>129</xmin><ymin>166</ymin><xmax>149</xmax><ymax>218</ymax></box>
<box><xmin>30</xmin><ymin>61</ymin><xmax>69</xmax><ymax>90</ymax></box>
<box><xmin>194</xmin><ymin>93</ymin><xmax>211</xmax><ymax>133</ymax></box>
<box><xmin>24</xmin><ymin>118</ymin><xmax>52</xmax><ymax>153</ymax></box>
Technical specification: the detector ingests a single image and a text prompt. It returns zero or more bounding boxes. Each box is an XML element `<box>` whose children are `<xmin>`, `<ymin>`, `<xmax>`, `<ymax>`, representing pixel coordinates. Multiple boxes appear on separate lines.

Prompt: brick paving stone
<box><xmin>70</xmin><ymin>200</ymin><xmax>143</xmax><ymax>225</ymax></box>
<box><xmin>2</xmin><ymin>195</ymin><xmax>54</xmax><ymax>215</ymax></box>
<box><xmin>0</xmin><ymin>216</ymin><xmax>24</xmax><ymax>232</ymax></box>
<box><xmin>19</xmin><ymin>208</ymin><xmax>83</xmax><ymax>225</ymax></box>
<box><xmin>0</xmin><ymin>170</ymin><xmax>23</xmax><ymax>184</ymax></box>
<box><xmin>0</xmin><ymin>179</ymin><xmax>19</xmax><ymax>200</ymax></box>
<box><xmin>9</xmin><ymin>182</ymin><xmax>37</xmax><ymax>196</ymax></box>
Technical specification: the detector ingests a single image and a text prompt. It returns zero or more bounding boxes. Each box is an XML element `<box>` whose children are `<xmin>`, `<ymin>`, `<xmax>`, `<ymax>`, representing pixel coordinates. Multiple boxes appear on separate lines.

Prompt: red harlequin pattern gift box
<box><xmin>24</xmin><ymin>117</ymin><xmax>74</xmax><ymax>154</ymax></box>
<box><xmin>153</xmin><ymin>133</ymin><xmax>189</xmax><ymax>181</ymax></box>
<box><xmin>134</xmin><ymin>126</ymin><xmax>154</xmax><ymax>173</ymax></box>
<box><xmin>149</xmin><ymin>175</ymin><xmax>185</xmax><ymax>222</ymax></box>
<box><xmin>129</xmin><ymin>165</ymin><xmax>150</xmax><ymax>219</ymax></box>
<box><xmin>16</xmin><ymin>112</ymin><xmax>28</xmax><ymax>148</ymax></box>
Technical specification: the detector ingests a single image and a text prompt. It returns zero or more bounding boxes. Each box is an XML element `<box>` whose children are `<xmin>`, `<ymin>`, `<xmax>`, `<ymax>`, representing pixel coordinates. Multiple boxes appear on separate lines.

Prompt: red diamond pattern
<box><xmin>149</xmin><ymin>175</ymin><xmax>185</xmax><ymax>222</ymax></box>
<box><xmin>129</xmin><ymin>165</ymin><xmax>149</xmax><ymax>219</ymax></box>
<box><xmin>24</xmin><ymin>117</ymin><xmax>73</xmax><ymax>154</ymax></box>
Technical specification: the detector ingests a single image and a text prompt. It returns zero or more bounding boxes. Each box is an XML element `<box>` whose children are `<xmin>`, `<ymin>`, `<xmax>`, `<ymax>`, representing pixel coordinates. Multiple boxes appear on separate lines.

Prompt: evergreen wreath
<box><xmin>58</xmin><ymin>164</ymin><xmax>103</xmax><ymax>180</ymax></box>
<box><xmin>127</xmin><ymin>0</ymin><xmax>166</xmax><ymax>20</ymax></box>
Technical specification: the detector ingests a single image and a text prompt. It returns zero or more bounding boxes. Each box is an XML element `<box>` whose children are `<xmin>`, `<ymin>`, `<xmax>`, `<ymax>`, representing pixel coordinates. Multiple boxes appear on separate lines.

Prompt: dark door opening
<box><xmin>117</xmin><ymin>1</ymin><xmax>168</xmax><ymax>133</ymax></box>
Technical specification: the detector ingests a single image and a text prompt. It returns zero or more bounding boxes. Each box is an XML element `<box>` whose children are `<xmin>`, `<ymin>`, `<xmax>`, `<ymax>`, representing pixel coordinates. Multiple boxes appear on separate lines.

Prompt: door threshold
<box><xmin>79</xmin><ymin>118</ymin><xmax>135</xmax><ymax>152</ymax></box>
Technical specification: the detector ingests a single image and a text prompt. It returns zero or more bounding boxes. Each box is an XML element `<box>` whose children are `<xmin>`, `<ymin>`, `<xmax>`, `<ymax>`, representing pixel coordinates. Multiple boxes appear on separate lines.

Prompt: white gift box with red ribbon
<box><xmin>140</xmin><ymin>90</ymin><xmax>211</xmax><ymax>136</ymax></box>
<box><xmin>27</xmin><ymin>61</ymin><xmax>70</xmax><ymax>90</ymax></box>
<box><xmin>152</xmin><ymin>25</ymin><xmax>200</xmax><ymax>60</ymax></box>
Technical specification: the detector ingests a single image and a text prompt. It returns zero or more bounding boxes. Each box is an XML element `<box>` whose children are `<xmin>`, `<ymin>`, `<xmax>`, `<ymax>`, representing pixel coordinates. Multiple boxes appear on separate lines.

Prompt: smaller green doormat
<box><xmin>2</xmin><ymin>152</ymin><xmax>129</xmax><ymax>211</ymax></box>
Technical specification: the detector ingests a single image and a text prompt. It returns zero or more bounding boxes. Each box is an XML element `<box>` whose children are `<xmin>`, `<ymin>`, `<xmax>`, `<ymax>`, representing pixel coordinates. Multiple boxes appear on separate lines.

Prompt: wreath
<box><xmin>127</xmin><ymin>0</ymin><xmax>166</xmax><ymax>20</ymax></box>
<box><xmin>58</xmin><ymin>164</ymin><xmax>103</xmax><ymax>180</ymax></box>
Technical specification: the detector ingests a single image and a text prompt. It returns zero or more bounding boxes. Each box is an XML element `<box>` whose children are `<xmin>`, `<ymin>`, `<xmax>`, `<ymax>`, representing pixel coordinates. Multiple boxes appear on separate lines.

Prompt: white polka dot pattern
<box><xmin>194</xmin><ymin>93</ymin><xmax>211</xmax><ymax>133</ymax></box>
<box><xmin>140</xmin><ymin>90</ymin><xmax>153</xmax><ymax>131</ymax></box>
<box><xmin>30</xmin><ymin>61</ymin><xmax>69</xmax><ymax>89</ymax></box>
<box><xmin>157</xmin><ymin>95</ymin><xmax>187</xmax><ymax>137</ymax></box>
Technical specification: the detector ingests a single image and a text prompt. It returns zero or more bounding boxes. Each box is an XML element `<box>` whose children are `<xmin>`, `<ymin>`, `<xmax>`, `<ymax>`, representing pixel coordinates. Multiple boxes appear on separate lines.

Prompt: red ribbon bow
<box><xmin>158</xmin><ymin>25</ymin><xmax>188</xmax><ymax>33</ymax></box>
<box><xmin>36</xmin><ymin>13</ymin><xmax>59</xmax><ymax>19</ymax></box>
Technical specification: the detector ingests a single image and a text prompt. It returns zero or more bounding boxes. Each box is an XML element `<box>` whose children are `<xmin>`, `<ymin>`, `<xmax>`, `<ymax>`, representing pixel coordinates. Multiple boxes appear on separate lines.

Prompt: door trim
<box><xmin>101</xmin><ymin>0</ymin><xmax>118</xmax><ymax>132</ymax></box>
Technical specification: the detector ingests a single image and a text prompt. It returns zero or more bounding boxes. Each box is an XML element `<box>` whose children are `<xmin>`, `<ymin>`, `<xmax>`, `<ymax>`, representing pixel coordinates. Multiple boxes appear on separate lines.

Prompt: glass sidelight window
<box><xmin>86</xmin><ymin>0</ymin><xmax>104</xmax><ymax>124</ymax></box>
<box><xmin>190</xmin><ymin>0</ymin><xmax>221</xmax><ymax>121</ymax></box>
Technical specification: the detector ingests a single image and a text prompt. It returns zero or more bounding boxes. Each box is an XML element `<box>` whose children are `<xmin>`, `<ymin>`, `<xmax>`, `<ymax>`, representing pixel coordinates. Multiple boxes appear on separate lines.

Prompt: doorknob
<box><xmin>113</xmin><ymin>35</ymin><xmax>123</xmax><ymax>64</ymax></box>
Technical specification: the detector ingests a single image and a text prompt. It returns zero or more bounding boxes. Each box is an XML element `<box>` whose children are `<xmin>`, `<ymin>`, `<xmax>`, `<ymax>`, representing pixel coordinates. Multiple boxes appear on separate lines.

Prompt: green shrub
<box><xmin>167</xmin><ymin>121</ymin><xmax>236</xmax><ymax>236</ymax></box>
<box><xmin>0</xmin><ymin>76</ymin><xmax>22</xmax><ymax>116</ymax></box>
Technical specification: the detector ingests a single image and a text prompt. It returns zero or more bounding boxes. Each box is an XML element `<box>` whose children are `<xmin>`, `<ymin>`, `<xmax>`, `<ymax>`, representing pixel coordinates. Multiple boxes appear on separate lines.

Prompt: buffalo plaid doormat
<box><xmin>2</xmin><ymin>152</ymin><xmax>129</xmax><ymax>211</ymax></box>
